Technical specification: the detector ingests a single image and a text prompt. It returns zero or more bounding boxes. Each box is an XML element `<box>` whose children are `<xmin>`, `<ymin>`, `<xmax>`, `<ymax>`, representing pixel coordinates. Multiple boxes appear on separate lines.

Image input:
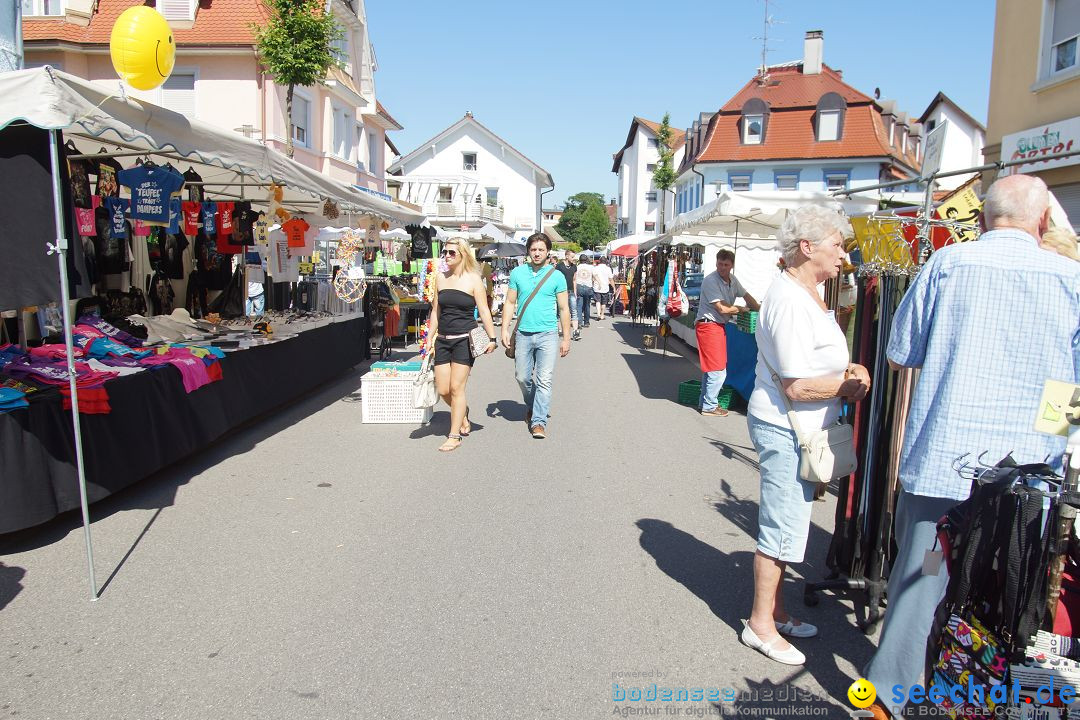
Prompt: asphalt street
<box><xmin>0</xmin><ymin>315</ymin><xmax>880</xmax><ymax>719</ymax></box>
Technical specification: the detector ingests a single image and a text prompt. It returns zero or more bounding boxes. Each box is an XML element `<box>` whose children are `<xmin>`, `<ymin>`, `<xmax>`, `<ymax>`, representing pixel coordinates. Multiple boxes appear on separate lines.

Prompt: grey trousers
<box><xmin>864</xmin><ymin>489</ymin><xmax>961</xmax><ymax>713</ymax></box>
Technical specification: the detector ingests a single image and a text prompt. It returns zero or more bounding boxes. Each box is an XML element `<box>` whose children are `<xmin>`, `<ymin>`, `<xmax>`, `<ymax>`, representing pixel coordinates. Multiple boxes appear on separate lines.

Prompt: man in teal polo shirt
<box><xmin>501</xmin><ymin>232</ymin><xmax>571</xmax><ymax>439</ymax></box>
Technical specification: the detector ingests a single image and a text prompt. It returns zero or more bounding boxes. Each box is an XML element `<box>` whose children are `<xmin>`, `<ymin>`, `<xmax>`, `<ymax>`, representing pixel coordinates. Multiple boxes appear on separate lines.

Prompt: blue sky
<box><xmin>367</xmin><ymin>1</ymin><xmax>995</xmax><ymax>209</ymax></box>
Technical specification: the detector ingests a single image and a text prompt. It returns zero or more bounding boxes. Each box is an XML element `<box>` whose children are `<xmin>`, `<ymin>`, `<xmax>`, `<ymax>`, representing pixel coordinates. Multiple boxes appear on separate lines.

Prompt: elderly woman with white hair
<box><xmin>740</xmin><ymin>205</ymin><xmax>871</xmax><ymax>665</ymax></box>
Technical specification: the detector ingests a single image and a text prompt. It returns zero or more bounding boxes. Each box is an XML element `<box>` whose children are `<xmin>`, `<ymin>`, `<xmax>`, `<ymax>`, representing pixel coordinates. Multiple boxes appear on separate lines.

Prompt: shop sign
<box><xmin>1000</xmin><ymin>115</ymin><xmax>1080</xmax><ymax>172</ymax></box>
<box><xmin>298</xmin><ymin>262</ymin><xmax>314</xmax><ymax>274</ymax></box>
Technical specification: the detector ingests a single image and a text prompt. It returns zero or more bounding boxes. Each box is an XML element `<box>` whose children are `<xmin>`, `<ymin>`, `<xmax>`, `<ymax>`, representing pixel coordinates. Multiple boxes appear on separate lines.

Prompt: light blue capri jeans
<box><xmin>748</xmin><ymin>413</ymin><xmax>817</xmax><ymax>563</ymax></box>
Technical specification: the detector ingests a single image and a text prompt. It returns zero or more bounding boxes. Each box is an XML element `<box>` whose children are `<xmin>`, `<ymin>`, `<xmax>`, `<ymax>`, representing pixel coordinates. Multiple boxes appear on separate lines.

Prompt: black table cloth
<box><xmin>0</xmin><ymin>317</ymin><xmax>368</xmax><ymax>534</ymax></box>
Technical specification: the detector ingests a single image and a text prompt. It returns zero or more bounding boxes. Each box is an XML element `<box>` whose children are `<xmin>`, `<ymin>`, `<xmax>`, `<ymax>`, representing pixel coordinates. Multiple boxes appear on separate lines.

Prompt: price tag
<box><xmin>922</xmin><ymin>549</ymin><xmax>943</xmax><ymax>576</ymax></box>
<box><xmin>298</xmin><ymin>262</ymin><xmax>314</xmax><ymax>274</ymax></box>
<box><xmin>347</xmin><ymin>266</ymin><xmax>365</xmax><ymax>280</ymax></box>
<box><xmin>1034</xmin><ymin>380</ymin><xmax>1080</xmax><ymax>437</ymax></box>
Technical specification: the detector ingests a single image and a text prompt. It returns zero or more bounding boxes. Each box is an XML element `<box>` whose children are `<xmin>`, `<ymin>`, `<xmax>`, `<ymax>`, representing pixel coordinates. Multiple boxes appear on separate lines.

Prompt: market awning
<box><xmin>605</xmin><ymin>232</ymin><xmax>653</xmax><ymax>254</ymax></box>
<box><xmin>0</xmin><ymin>67</ymin><xmax>424</xmax><ymax>225</ymax></box>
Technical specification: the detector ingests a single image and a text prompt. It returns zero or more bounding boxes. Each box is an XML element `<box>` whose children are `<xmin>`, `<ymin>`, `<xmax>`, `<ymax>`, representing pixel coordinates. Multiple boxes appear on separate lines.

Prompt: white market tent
<box><xmin>0</xmin><ymin>67</ymin><xmax>425</xmax><ymax>599</ymax></box>
<box><xmin>640</xmin><ymin>192</ymin><xmax>879</xmax><ymax>300</ymax></box>
<box><xmin>0</xmin><ymin>67</ymin><xmax>424</xmax><ymax>224</ymax></box>
<box><xmin>604</xmin><ymin>232</ymin><xmax>652</xmax><ymax>254</ymax></box>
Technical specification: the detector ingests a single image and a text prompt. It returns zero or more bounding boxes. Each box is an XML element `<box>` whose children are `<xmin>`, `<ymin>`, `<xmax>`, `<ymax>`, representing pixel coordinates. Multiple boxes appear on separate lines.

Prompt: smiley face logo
<box><xmin>847</xmin><ymin>678</ymin><xmax>876</xmax><ymax>709</ymax></box>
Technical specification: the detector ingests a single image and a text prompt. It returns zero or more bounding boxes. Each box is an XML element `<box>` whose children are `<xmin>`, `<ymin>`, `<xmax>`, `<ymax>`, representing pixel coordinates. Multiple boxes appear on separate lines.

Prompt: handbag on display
<box><xmin>468</xmin><ymin>325</ymin><xmax>490</xmax><ymax>358</ymax></box>
<box><xmin>665</xmin><ymin>273</ymin><xmax>688</xmax><ymax>318</ymax></box>
<box><xmin>412</xmin><ymin>351</ymin><xmax>437</xmax><ymax>409</ymax></box>
<box><xmin>505</xmin><ymin>267</ymin><xmax>557</xmax><ymax>359</ymax></box>
<box><xmin>763</xmin><ymin>357</ymin><xmax>858</xmax><ymax>484</ymax></box>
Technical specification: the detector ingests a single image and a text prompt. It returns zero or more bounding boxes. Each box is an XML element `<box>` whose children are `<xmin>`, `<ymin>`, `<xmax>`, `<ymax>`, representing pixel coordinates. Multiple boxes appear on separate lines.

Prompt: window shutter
<box><xmin>157</xmin><ymin>0</ymin><xmax>196</xmax><ymax>22</ymax></box>
<box><xmin>161</xmin><ymin>73</ymin><xmax>195</xmax><ymax>116</ymax></box>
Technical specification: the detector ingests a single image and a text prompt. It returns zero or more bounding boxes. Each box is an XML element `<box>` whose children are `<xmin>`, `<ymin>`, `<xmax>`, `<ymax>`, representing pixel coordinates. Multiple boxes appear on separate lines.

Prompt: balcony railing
<box><xmin>423</xmin><ymin>201</ymin><xmax>503</xmax><ymax>224</ymax></box>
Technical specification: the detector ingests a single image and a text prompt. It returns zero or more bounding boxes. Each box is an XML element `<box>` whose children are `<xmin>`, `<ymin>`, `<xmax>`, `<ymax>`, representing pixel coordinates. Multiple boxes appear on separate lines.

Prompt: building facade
<box><xmin>386</xmin><ymin>112</ymin><xmax>554</xmax><ymax>240</ymax></box>
<box><xmin>611</xmin><ymin>118</ymin><xmax>686</xmax><ymax>237</ymax></box>
<box><xmin>21</xmin><ymin>0</ymin><xmax>401</xmax><ymax>194</ymax></box>
<box><xmin>672</xmin><ymin>31</ymin><xmax>922</xmax><ymax>221</ymax></box>
<box><xmin>917</xmin><ymin>92</ymin><xmax>986</xmax><ymax>191</ymax></box>
<box><xmin>984</xmin><ymin>0</ymin><xmax>1080</xmax><ymax>229</ymax></box>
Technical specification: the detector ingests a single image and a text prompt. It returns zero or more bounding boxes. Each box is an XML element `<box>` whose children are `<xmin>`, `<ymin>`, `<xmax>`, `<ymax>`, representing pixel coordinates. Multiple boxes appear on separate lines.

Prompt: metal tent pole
<box><xmin>48</xmin><ymin>129</ymin><xmax>97</xmax><ymax>601</ymax></box>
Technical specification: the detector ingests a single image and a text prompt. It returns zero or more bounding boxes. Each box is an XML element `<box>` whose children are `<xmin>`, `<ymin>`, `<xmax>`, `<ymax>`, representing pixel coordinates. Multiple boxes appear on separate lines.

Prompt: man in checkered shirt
<box><xmin>863</xmin><ymin>174</ymin><xmax>1080</xmax><ymax>719</ymax></box>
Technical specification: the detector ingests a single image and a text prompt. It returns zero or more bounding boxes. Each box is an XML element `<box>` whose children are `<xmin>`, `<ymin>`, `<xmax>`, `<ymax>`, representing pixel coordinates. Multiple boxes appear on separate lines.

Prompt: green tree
<box><xmin>254</xmin><ymin>0</ymin><xmax>341</xmax><ymax>158</ymax></box>
<box><xmin>652</xmin><ymin>113</ymin><xmax>677</xmax><ymax>234</ymax></box>
<box><xmin>554</xmin><ymin>192</ymin><xmax>613</xmax><ymax>249</ymax></box>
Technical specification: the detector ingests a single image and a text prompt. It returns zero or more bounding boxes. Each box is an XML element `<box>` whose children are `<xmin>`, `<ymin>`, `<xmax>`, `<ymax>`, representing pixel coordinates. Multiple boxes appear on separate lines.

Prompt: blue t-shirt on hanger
<box><xmin>167</xmin><ymin>196</ymin><xmax>182</xmax><ymax>234</ymax></box>
<box><xmin>201</xmin><ymin>201</ymin><xmax>217</xmax><ymax>235</ymax></box>
<box><xmin>117</xmin><ymin>165</ymin><xmax>184</xmax><ymax>223</ymax></box>
<box><xmin>103</xmin><ymin>197</ymin><xmax>129</xmax><ymax>239</ymax></box>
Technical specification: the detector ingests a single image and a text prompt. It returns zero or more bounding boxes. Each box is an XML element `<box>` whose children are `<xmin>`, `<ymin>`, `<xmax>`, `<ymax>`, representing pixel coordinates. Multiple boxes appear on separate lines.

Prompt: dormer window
<box><xmin>744</xmin><ymin>116</ymin><xmax>763</xmax><ymax>144</ymax></box>
<box><xmin>815</xmin><ymin>92</ymin><xmax>847</xmax><ymax>142</ymax></box>
<box><xmin>740</xmin><ymin>99</ymin><xmax>770</xmax><ymax>145</ymax></box>
<box><xmin>462</xmin><ymin>152</ymin><xmax>477</xmax><ymax>171</ymax></box>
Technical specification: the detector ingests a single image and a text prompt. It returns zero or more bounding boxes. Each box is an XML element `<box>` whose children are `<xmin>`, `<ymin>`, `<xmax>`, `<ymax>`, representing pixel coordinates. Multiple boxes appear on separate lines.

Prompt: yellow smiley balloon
<box><xmin>109</xmin><ymin>6</ymin><xmax>175</xmax><ymax>92</ymax></box>
<box><xmin>847</xmin><ymin>678</ymin><xmax>877</xmax><ymax>709</ymax></box>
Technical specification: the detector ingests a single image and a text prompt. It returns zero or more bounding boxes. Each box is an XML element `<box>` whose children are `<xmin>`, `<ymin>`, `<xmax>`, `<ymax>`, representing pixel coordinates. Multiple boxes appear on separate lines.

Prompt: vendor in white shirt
<box><xmin>694</xmin><ymin>249</ymin><xmax>759</xmax><ymax>416</ymax></box>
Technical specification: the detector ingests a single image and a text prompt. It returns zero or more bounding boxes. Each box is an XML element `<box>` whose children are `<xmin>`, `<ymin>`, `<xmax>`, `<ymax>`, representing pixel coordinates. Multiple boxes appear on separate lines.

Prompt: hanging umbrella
<box><xmin>611</xmin><ymin>244</ymin><xmax>638</xmax><ymax>258</ymax></box>
<box><xmin>478</xmin><ymin>242</ymin><xmax>527</xmax><ymax>259</ymax></box>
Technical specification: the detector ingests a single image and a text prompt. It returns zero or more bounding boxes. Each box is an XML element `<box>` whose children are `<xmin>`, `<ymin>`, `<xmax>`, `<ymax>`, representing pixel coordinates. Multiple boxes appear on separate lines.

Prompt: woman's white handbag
<box><xmin>763</xmin><ymin>357</ymin><xmax>858</xmax><ymax>484</ymax></box>
<box><xmin>412</xmin><ymin>352</ymin><xmax>437</xmax><ymax>409</ymax></box>
<box><xmin>796</xmin><ymin>422</ymin><xmax>858</xmax><ymax>483</ymax></box>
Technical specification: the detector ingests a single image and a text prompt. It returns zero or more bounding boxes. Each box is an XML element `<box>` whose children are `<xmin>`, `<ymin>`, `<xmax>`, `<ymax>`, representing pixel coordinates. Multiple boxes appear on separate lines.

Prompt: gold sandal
<box><xmin>460</xmin><ymin>407</ymin><xmax>471</xmax><ymax>436</ymax></box>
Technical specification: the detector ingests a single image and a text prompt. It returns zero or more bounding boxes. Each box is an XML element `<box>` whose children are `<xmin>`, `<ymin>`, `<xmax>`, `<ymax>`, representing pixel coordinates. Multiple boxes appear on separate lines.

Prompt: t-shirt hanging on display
<box><xmin>75</xmin><ymin>196</ymin><xmax>100</xmax><ymax>236</ymax></box>
<box><xmin>234</xmin><ymin>201</ymin><xmax>257</xmax><ymax>246</ymax></box>
<box><xmin>67</xmin><ymin>157</ymin><xmax>93</xmax><ymax>209</ymax></box>
<box><xmin>200</xmin><ymin>201</ymin><xmax>217</xmax><ymax>235</ymax></box>
<box><xmin>183</xmin><ymin>168</ymin><xmax>203</xmax><ymax>204</ymax></box>
<box><xmin>117</xmin><ymin>164</ymin><xmax>185</xmax><ymax>223</ymax></box>
<box><xmin>95</xmin><ymin>157</ymin><xmax>123</xmax><ymax>198</ymax></box>
<box><xmin>104</xmin><ymin>197</ymin><xmax>129</xmax><ymax>239</ymax></box>
<box><xmin>160</xmin><ymin>231</ymin><xmax>189</xmax><ymax>280</ymax></box>
<box><xmin>195</xmin><ymin>230</ymin><xmax>232</xmax><ymax>290</ymax></box>
<box><xmin>181</xmin><ymin>201</ymin><xmax>201</xmax><ymax>235</ymax></box>
<box><xmin>407</xmin><ymin>224</ymin><xmax>434</xmax><ymax>258</ymax></box>
<box><xmin>282</xmin><ymin>217</ymin><xmax>310</xmax><ymax>248</ymax></box>
<box><xmin>268</xmin><ymin>228</ymin><xmax>299</xmax><ymax>282</ymax></box>
<box><xmin>146</xmin><ymin>226</ymin><xmax>165</xmax><ymax>267</ymax></box>
<box><xmin>166</xmin><ymin>196</ymin><xmax>182</xmax><ymax>234</ymax></box>
<box><xmin>216</xmin><ymin>201</ymin><xmax>235</xmax><ymax>238</ymax></box>
<box><xmin>254</xmin><ymin>212</ymin><xmax>269</xmax><ymax>245</ymax></box>
<box><xmin>93</xmin><ymin>205</ymin><xmax>128</xmax><ymax>276</ymax></box>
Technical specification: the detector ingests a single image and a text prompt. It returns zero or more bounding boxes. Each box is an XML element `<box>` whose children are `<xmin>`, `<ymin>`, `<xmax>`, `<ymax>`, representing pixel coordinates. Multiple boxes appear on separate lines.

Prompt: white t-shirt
<box><xmin>748</xmin><ymin>272</ymin><xmax>849</xmax><ymax>431</ymax></box>
<box><xmin>575</xmin><ymin>263</ymin><xmax>594</xmax><ymax>288</ymax></box>
<box><xmin>591</xmin><ymin>264</ymin><xmax>614</xmax><ymax>293</ymax></box>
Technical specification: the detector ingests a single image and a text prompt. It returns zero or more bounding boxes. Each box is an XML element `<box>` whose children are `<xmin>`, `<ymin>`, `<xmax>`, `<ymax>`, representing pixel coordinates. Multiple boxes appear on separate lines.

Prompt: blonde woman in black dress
<box><xmin>426</xmin><ymin>238</ymin><xmax>498</xmax><ymax>452</ymax></box>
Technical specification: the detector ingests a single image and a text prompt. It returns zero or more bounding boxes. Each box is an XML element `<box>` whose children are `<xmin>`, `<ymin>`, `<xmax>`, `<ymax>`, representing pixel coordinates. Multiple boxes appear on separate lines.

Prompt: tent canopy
<box><xmin>0</xmin><ymin>67</ymin><xmax>423</xmax><ymax>225</ymax></box>
<box><xmin>605</xmin><ymin>232</ymin><xmax>653</xmax><ymax>254</ymax></box>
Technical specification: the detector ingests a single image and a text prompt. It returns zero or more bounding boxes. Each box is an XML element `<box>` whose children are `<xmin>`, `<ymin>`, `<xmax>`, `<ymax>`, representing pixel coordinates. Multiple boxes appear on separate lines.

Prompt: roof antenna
<box><xmin>752</xmin><ymin>0</ymin><xmax>783</xmax><ymax>86</ymax></box>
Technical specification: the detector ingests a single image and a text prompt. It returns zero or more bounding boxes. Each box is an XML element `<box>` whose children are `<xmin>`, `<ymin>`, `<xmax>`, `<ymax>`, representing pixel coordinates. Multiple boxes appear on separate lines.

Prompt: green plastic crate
<box><xmin>678</xmin><ymin>380</ymin><xmax>733</xmax><ymax>408</ymax></box>
<box><xmin>736</xmin><ymin>310</ymin><xmax>758</xmax><ymax>334</ymax></box>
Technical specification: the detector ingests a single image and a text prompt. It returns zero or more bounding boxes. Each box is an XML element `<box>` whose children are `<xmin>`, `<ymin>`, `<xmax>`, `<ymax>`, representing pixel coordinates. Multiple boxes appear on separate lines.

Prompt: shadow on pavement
<box><xmin>485</xmin><ymin>399</ymin><xmax>528</xmax><ymax>422</ymax></box>
<box><xmin>408</xmin><ymin>409</ymin><xmax>487</xmax><ymax>439</ymax></box>
<box><xmin>0</xmin><ymin>363</ymin><xmax>372</xmax><ymax>556</ymax></box>
<box><xmin>0</xmin><ymin>561</ymin><xmax>26</xmax><ymax>611</ymax></box>
<box><xmin>636</xmin><ymin>518</ymin><xmax>876</xmax><ymax>705</ymax></box>
<box><xmin>608</xmin><ymin>320</ymin><xmax>697</xmax><ymax>403</ymax></box>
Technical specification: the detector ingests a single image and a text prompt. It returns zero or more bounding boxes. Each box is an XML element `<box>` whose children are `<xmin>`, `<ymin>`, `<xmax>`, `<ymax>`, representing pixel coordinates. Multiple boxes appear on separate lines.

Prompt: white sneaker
<box><xmin>740</xmin><ymin>620</ymin><xmax>805</xmax><ymax>665</ymax></box>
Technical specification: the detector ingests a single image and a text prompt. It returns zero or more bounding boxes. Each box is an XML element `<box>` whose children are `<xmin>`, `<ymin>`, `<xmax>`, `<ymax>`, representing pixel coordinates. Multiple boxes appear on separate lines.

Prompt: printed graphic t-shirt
<box><xmin>118</xmin><ymin>165</ymin><xmax>185</xmax><ymax>223</ymax></box>
<box><xmin>282</xmin><ymin>218</ymin><xmax>311</xmax><ymax>248</ymax></box>
<box><xmin>216</xmin><ymin>202</ymin><xmax>235</xmax><ymax>238</ymax></box>
<box><xmin>200</xmin><ymin>202</ymin><xmax>217</xmax><ymax>235</ymax></box>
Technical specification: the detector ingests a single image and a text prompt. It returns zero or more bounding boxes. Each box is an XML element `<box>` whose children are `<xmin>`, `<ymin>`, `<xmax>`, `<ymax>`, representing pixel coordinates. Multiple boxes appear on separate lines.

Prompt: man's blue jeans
<box><xmin>576</xmin><ymin>286</ymin><xmax>593</xmax><ymax>326</ymax></box>
<box><xmin>699</xmin><ymin>369</ymin><xmax>727</xmax><ymax>411</ymax></box>
<box><xmin>514</xmin><ymin>330</ymin><xmax>559</xmax><ymax>427</ymax></box>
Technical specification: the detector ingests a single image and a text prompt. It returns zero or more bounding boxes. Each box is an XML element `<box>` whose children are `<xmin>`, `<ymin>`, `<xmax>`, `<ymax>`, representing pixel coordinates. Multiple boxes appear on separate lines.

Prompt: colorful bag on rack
<box><xmin>665</xmin><ymin>273</ymin><xmax>688</xmax><ymax>318</ymax></box>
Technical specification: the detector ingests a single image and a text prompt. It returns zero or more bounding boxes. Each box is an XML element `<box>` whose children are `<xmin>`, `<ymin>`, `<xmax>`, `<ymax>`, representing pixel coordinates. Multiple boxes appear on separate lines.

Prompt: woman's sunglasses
<box><xmin>440</xmin><ymin>248</ymin><xmax>458</xmax><ymax>258</ymax></box>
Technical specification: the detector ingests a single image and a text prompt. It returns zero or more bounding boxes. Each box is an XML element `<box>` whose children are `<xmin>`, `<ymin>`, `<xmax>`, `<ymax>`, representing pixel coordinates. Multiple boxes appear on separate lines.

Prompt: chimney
<box><xmin>803</xmin><ymin>30</ymin><xmax>823</xmax><ymax>75</ymax></box>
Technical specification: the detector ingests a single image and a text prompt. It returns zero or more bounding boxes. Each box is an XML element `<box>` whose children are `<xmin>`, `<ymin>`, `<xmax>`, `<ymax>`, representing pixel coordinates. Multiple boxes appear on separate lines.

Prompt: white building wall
<box><xmin>926</xmin><ymin>105</ymin><xmax>986</xmax><ymax>190</ymax></box>
<box><xmin>395</xmin><ymin>124</ymin><xmax>542</xmax><ymax>233</ymax></box>
<box><xmin>615</xmin><ymin>125</ymin><xmax>684</xmax><ymax>237</ymax></box>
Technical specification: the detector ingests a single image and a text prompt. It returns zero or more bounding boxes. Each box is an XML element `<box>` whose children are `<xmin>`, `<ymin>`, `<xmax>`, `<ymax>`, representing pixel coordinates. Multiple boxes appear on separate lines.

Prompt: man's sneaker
<box><xmin>572</xmin><ymin>331</ymin><xmax>581</xmax><ymax>341</ymax></box>
<box><xmin>701</xmin><ymin>407</ymin><xmax>729</xmax><ymax>417</ymax></box>
<box><xmin>530</xmin><ymin>425</ymin><xmax>546</xmax><ymax>439</ymax></box>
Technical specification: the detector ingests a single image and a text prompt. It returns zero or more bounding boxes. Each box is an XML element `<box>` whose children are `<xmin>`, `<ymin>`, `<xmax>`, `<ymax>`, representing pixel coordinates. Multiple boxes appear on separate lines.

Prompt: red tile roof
<box><xmin>686</xmin><ymin>63</ymin><xmax>919</xmax><ymax>173</ymax></box>
<box><xmin>376</xmin><ymin>100</ymin><xmax>403</xmax><ymax>131</ymax></box>
<box><xmin>23</xmin><ymin>0</ymin><xmax>269</xmax><ymax>46</ymax></box>
<box><xmin>721</xmin><ymin>64</ymin><xmax>872</xmax><ymax>111</ymax></box>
